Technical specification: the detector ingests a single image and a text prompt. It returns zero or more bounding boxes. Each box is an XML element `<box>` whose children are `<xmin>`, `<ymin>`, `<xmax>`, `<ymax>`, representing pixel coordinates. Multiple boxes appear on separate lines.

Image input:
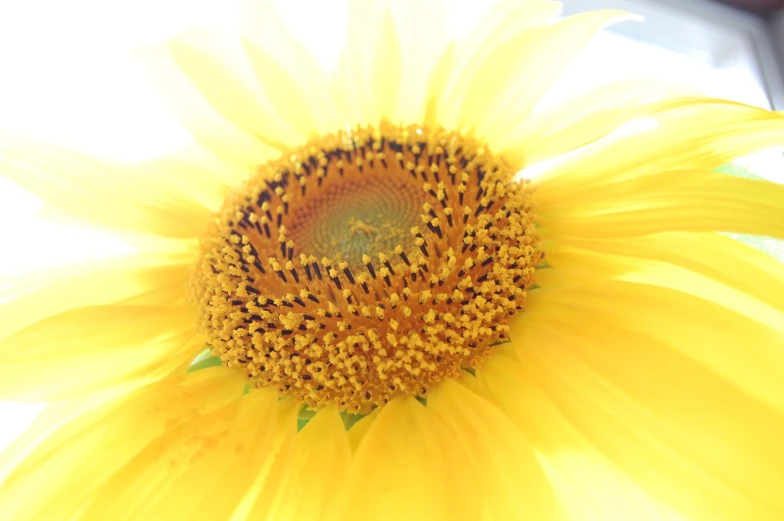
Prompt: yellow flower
<box><xmin>1</xmin><ymin>0</ymin><xmax>784</xmax><ymax>520</ymax></box>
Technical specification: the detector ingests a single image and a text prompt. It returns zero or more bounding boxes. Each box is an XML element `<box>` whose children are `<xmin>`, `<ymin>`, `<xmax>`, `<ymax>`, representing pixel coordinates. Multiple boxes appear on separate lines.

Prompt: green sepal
<box><xmin>296</xmin><ymin>406</ymin><xmax>366</xmax><ymax>431</ymax></box>
<box><xmin>187</xmin><ymin>354</ymin><xmax>223</xmax><ymax>373</ymax></box>
<box><xmin>340</xmin><ymin>411</ymin><xmax>364</xmax><ymax>430</ymax></box>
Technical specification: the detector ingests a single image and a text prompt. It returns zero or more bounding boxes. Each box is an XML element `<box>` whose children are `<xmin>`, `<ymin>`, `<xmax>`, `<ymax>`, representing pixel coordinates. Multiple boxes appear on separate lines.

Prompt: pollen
<box><xmin>191</xmin><ymin>122</ymin><xmax>542</xmax><ymax>413</ymax></box>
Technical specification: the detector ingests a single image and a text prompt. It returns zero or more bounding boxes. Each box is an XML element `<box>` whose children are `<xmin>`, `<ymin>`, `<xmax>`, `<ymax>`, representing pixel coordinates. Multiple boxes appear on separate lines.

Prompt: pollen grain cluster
<box><xmin>192</xmin><ymin>122</ymin><xmax>541</xmax><ymax>413</ymax></box>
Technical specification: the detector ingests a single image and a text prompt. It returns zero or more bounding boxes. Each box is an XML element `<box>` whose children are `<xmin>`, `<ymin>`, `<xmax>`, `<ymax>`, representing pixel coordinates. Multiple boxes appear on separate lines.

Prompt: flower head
<box><xmin>1</xmin><ymin>1</ymin><xmax>784</xmax><ymax>520</ymax></box>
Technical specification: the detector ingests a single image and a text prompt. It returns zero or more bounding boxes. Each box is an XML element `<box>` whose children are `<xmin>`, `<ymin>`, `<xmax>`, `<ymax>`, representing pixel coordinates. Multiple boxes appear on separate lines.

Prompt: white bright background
<box><xmin>0</xmin><ymin>0</ymin><xmax>781</xmax><ymax>456</ymax></box>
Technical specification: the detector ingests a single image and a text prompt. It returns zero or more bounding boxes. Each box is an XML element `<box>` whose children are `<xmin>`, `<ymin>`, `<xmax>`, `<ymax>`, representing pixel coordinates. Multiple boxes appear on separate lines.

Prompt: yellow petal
<box><xmin>330</xmin><ymin>396</ymin><xmax>463</xmax><ymax>521</ymax></box>
<box><xmin>390</xmin><ymin>0</ymin><xmax>449</xmax><ymax>123</ymax></box>
<box><xmin>371</xmin><ymin>10</ymin><xmax>403</xmax><ymax>122</ymax></box>
<box><xmin>535</xmin><ymin>99</ymin><xmax>784</xmax><ymax>206</ymax></box>
<box><xmin>330</xmin><ymin>54</ymin><xmax>364</xmax><ymax>125</ymax></box>
<box><xmin>0</xmin><ymin>255</ymin><xmax>192</xmax><ymax>341</ymax></box>
<box><xmin>0</xmin><ymin>304</ymin><xmax>198</xmax><ymax>401</ymax></box>
<box><xmin>438</xmin><ymin>1</ymin><xmax>562</xmax><ymax>129</ymax></box>
<box><xmin>423</xmin><ymin>42</ymin><xmax>456</xmax><ymax>128</ymax></box>
<box><xmin>334</xmin><ymin>2</ymin><xmax>401</xmax><ymax>125</ymax></box>
<box><xmin>78</xmin><ymin>387</ymin><xmax>277</xmax><ymax>521</ymax></box>
<box><xmin>238</xmin><ymin>0</ymin><xmax>338</xmax><ymax>132</ymax></box>
<box><xmin>509</xmin><ymin>289</ymin><xmax>784</xmax><ymax>519</ymax></box>
<box><xmin>346</xmin><ymin>408</ymin><xmax>378</xmax><ymax>452</ymax></box>
<box><xmin>242</xmin><ymin>40</ymin><xmax>321</xmax><ymax>141</ymax></box>
<box><xmin>428</xmin><ymin>379</ymin><xmax>565</xmax><ymax>521</ymax></box>
<box><xmin>459</xmin><ymin>11</ymin><xmax>629</xmax><ymax>141</ymax></box>
<box><xmin>455</xmin><ymin>0</ymin><xmax>557</xmax><ymax>55</ymax></box>
<box><xmin>0</xmin><ymin>144</ymin><xmax>213</xmax><ymax>239</ymax></box>
<box><xmin>474</xmin><ymin>355</ymin><xmax>690</xmax><ymax>521</ymax></box>
<box><xmin>332</xmin><ymin>0</ymin><xmax>381</xmax><ymax>124</ymax></box>
<box><xmin>498</xmin><ymin>80</ymin><xmax>696</xmax><ymax>168</ymax></box>
<box><xmin>229</xmin><ymin>399</ymin><xmax>299</xmax><ymax>521</ymax></box>
<box><xmin>135</xmin><ymin>41</ymin><xmax>278</xmax><ymax>170</ymax></box>
<box><xmin>248</xmin><ymin>408</ymin><xmax>350</xmax><ymax>521</ymax></box>
<box><xmin>0</xmin><ymin>367</ymin><xmax>246</xmax><ymax>521</ymax></box>
<box><xmin>530</xmin><ymin>278</ymin><xmax>784</xmax><ymax>414</ymax></box>
<box><xmin>539</xmin><ymin>169</ymin><xmax>784</xmax><ymax>239</ymax></box>
<box><xmin>547</xmin><ymin>232</ymin><xmax>784</xmax><ymax>313</ymax></box>
<box><xmin>165</xmin><ymin>31</ymin><xmax>301</xmax><ymax>148</ymax></box>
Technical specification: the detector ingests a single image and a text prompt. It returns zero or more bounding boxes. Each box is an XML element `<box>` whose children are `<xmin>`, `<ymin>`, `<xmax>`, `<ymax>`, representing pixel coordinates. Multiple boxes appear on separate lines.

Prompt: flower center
<box><xmin>286</xmin><ymin>163</ymin><xmax>425</xmax><ymax>271</ymax></box>
<box><xmin>192</xmin><ymin>123</ymin><xmax>541</xmax><ymax>413</ymax></box>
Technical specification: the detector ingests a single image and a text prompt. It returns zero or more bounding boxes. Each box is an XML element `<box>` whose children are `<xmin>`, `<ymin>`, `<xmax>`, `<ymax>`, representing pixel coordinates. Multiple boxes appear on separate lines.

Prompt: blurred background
<box><xmin>1</xmin><ymin>0</ymin><xmax>783</xmax><ymax>452</ymax></box>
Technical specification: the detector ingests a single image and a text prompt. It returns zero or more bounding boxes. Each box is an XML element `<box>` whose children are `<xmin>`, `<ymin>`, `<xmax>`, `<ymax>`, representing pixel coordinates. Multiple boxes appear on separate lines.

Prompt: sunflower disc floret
<box><xmin>192</xmin><ymin>122</ymin><xmax>542</xmax><ymax>413</ymax></box>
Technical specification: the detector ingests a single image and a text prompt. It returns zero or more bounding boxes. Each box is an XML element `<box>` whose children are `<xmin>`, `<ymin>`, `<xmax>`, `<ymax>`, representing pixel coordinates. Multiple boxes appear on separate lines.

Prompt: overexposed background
<box><xmin>0</xmin><ymin>0</ymin><xmax>782</xmax><ymax>455</ymax></box>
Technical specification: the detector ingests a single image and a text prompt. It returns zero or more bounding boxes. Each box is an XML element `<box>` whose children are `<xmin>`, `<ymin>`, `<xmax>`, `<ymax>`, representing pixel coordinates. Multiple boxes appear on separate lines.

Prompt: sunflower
<box><xmin>1</xmin><ymin>0</ymin><xmax>784</xmax><ymax>519</ymax></box>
